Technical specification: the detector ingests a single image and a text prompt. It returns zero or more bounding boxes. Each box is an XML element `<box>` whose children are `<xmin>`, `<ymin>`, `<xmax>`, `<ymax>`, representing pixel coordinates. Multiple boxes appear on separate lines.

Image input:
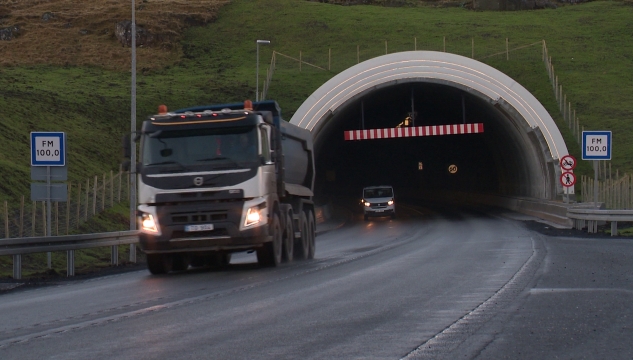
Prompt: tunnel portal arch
<box><xmin>289</xmin><ymin>51</ymin><xmax>572</xmax><ymax>200</ymax></box>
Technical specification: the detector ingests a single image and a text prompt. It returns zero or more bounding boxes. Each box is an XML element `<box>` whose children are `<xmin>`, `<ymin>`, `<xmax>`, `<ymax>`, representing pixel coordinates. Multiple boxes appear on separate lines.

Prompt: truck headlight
<box><xmin>140</xmin><ymin>213</ymin><xmax>158</xmax><ymax>233</ymax></box>
<box><xmin>388</xmin><ymin>199</ymin><xmax>394</xmax><ymax>206</ymax></box>
<box><xmin>245</xmin><ymin>206</ymin><xmax>261</xmax><ymax>227</ymax></box>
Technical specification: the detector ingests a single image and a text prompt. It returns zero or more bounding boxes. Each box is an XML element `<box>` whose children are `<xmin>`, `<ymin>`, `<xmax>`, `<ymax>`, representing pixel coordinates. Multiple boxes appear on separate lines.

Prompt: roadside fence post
<box><xmin>85</xmin><ymin>178</ymin><xmax>89</xmax><ymax>221</ymax></box>
<box><xmin>110</xmin><ymin>170</ymin><xmax>114</xmax><ymax>208</ymax></box>
<box><xmin>4</xmin><ymin>200</ymin><xmax>9</xmax><ymax>238</ymax></box>
<box><xmin>66</xmin><ymin>183</ymin><xmax>71</xmax><ymax>234</ymax></box>
<box><xmin>118</xmin><ymin>167</ymin><xmax>122</xmax><ymax>203</ymax></box>
<box><xmin>102</xmin><ymin>173</ymin><xmax>106</xmax><ymax>211</ymax></box>
<box><xmin>32</xmin><ymin>201</ymin><xmax>36</xmax><ymax>236</ymax></box>
<box><xmin>93</xmin><ymin>175</ymin><xmax>97</xmax><ymax>216</ymax></box>
<box><xmin>55</xmin><ymin>202</ymin><xmax>59</xmax><ymax>236</ymax></box>
<box><xmin>76</xmin><ymin>182</ymin><xmax>82</xmax><ymax>228</ymax></box>
<box><xmin>19</xmin><ymin>196</ymin><xmax>24</xmax><ymax>238</ymax></box>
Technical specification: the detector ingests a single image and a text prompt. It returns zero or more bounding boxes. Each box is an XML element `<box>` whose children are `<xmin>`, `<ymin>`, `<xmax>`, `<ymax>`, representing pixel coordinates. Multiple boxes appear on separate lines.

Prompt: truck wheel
<box><xmin>257</xmin><ymin>212</ymin><xmax>282</xmax><ymax>267</ymax></box>
<box><xmin>294</xmin><ymin>212</ymin><xmax>310</xmax><ymax>260</ymax></box>
<box><xmin>146</xmin><ymin>254</ymin><xmax>171</xmax><ymax>275</ymax></box>
<box><xmin>307</xmin><ymin>210</ymin><xmax>316</xmax><ymax>259</ymax></box>
<box><xmin>282</xmin><ymin>211</ymin><xmax>294</xmax><ymax>262</ymax></box>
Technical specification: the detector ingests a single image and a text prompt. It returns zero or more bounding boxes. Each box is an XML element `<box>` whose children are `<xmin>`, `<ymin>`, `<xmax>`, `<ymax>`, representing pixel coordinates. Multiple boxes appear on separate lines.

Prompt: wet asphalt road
<box><xmin>0</xmin><ymin>203</ymin><xmax>631</xmax><ymax>359</ymax></box>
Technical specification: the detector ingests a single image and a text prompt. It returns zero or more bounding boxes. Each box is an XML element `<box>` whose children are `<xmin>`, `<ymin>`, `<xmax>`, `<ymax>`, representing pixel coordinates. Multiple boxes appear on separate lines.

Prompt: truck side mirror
<box><xmin>122</xmin><ymin>134</ymin><xmax>131</xmax><ymax>159</ymax></box>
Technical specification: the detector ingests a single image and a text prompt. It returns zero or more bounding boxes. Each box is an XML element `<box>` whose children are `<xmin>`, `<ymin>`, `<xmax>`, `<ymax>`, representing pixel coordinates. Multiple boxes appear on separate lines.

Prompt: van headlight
<box><xmin>140</xmin><ymin>213</ymin><xmax>158</xmax><ymax>233</ymax></box>
<box><xmin>364</xmin><ymin>201</ymin><xmax>371</xmax><ymax>207</ymax></box>
<box><xmin>388</xmin><ymin>199</ymin><xmax>394</xmax><ymax>206</ymax></box>
<box><xmin>245</xmin><ymin>206</ymin><xmax>262</xmax><ymax>226</ymax></box>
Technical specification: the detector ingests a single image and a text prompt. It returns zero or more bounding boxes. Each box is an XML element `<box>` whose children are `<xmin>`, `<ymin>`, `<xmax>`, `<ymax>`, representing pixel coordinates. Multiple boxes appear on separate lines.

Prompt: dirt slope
<box><xmin>0</xmin><ymin>0</ymin><xmax>230</xmax><ymax>70</ymax></box>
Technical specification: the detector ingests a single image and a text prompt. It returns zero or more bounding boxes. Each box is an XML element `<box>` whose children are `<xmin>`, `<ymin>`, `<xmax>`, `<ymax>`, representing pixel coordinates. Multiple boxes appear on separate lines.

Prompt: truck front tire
<box><xmin>257</xmin><ymin>212</ymin><xmax>282</xmax><ymax>267</ymax></box>
<box><xmin>147</xmin><ymin>254</ymin><xmax>171</xmax><ymax>275</ymax></box>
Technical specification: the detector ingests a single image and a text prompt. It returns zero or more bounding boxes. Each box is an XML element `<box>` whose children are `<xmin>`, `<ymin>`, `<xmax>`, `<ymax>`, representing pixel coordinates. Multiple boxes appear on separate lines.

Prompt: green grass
<box><xmin>616</xmin><ymin>225</ymin><xmax>633</xmax><ymax>236</ymax></box>
<box><xmin>1</xmin><ymin>0</ymin><xmax>632</xmax><ymax>209</ymax></box>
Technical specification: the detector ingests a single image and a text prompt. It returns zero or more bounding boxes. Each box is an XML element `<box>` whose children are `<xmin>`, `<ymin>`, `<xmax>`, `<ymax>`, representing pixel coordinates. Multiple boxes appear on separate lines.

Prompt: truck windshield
<box><xmin>363</xmin><ymin>188</ymin><xmax>393</xmax><ymax>198</ymax></box>
<box><xmin>142</xmin><ymin>127</ymin><xmax>259</xmax><ymax>169</ymax></box>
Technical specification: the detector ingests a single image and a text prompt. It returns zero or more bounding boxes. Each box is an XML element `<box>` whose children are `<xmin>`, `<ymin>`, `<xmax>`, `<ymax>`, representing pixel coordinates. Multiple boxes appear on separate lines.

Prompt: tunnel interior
<box><xmin>312</xmin><ymin>81</ymin><xmax>552</xmax><ymax>202</ymax></box>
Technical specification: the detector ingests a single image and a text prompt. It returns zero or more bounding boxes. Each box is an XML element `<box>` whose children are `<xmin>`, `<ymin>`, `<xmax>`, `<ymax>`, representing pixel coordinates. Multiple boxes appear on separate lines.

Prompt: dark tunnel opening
<box><xmin>312</xmin><ymin>82</ymin><xmax>532</xmax><ymax>202</ymax></box>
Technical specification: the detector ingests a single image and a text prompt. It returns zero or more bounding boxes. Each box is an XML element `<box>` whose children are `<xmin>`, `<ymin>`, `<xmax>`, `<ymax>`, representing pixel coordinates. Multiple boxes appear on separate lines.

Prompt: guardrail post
<box><xmin>13</xmin><ymin>255</ymin><xmax>21</xmax><ymax>280</ymax></box>
<box><xmin>130</xmin><ymin>244</ymin><xmax>136</xmax><ymax>263</ymax></box>
<box><xmin>611</xmin><ymin>222</ymin><xmax>618</xmax><ymax>236</ymax></box>
<box><xmin>67</xmin><ymin>250</ymin><xmax>75</xmax><ymax>277</ymax></box>
<box><xmin>111</xmin><ymin>245</ymin><xmax>119</xmax><ymax>266</ymax></box>
<box><xmin>588</xmin><ymin>220</ymin><xmax>597</xmax><ymax>233</ymax></box>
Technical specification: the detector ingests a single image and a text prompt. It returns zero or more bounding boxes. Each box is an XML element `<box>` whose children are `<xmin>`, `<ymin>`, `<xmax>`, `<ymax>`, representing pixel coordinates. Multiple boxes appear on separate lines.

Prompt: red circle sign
<box><xmin>560</xmin><ymin>172</ymin><xmax>576</xmax><ymax>187</ymax></box>
<box><xmin>560</xmin><ymin>155</ymin><xmax>577</xmax><ymax>171</ymax></box>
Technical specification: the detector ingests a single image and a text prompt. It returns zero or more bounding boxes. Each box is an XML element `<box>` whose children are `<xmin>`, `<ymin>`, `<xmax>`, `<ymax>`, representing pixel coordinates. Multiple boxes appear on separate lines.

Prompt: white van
<box><xmin>362</xmin><ymin>186</ymin><xmax>395</xmax><ymax>221</ymax></box>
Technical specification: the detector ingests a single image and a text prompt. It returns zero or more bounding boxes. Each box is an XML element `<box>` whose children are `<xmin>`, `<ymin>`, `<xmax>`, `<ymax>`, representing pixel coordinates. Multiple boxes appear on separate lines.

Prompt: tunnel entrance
<box><xmin>289</xmin><ymin>51</ymin><xmax>572</xmax><ymax>203</ymax></box>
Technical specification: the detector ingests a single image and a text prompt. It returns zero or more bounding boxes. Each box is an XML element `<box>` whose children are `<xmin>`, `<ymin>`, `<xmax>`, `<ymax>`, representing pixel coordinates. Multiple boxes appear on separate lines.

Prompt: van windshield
<box><xmin>363</xmin><ymin>188</ymin><xmax>393</xmax><ymax>198</ymax></box>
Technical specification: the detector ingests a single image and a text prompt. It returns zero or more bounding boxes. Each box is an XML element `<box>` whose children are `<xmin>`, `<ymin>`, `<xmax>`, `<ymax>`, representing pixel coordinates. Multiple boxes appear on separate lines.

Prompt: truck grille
<box><xmin>170</xmin><ymin>212</ymin><xmax>228</xmax><ymax>224</ymax></box>
<box><xmin>171</xmin><ymin>229</ymin><xmax>229</xmax><ymax>239</ymax></box>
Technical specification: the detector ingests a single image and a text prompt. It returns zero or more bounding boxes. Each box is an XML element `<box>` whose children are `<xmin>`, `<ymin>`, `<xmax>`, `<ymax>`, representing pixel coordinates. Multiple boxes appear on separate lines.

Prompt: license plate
<box><xmin>184</xmin><ymin>224</ymin><xmax>214</xmax><ymax>232</ymax></box>
<box><xmin>375</xmin><ymin>209</ymin><xmax>384</xmax><ymax>212</ymax></box>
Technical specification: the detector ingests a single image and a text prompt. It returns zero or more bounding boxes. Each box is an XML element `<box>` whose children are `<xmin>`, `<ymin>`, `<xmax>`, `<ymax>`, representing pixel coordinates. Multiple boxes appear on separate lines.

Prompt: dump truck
<box><xmin>124</xmin><ymin>100</ymin><xmax>316</xmax><ymax>274</ymax></box>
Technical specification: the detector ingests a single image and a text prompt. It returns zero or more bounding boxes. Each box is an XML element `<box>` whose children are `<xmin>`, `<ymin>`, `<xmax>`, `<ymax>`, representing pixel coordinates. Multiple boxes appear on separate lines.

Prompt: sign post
<box><xmin>582</xmin><ymin>131</ymin><xmax>612</xmax><ymax>208</ymax></box>
<box><xmin>31</xmin><ymin>132</ymin><xmax>67</xmax><ymax>269</ymax></box>
<box><xmin>559</xmin><ymin>155</ymin><xmax>577</xmax><ymax>204</ymax></box>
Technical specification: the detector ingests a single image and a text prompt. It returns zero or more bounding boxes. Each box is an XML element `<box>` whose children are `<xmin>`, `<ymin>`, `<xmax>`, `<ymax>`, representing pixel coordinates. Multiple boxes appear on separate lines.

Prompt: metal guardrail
<box><xmin>567</xmin><ymin>209</ymin><xmax>633</xmax><ymax>236</ymax></box>
<box><xmin>1</xmin><ymin>230</ymin><xmax>139</xmax><ymax>280</ymax></box>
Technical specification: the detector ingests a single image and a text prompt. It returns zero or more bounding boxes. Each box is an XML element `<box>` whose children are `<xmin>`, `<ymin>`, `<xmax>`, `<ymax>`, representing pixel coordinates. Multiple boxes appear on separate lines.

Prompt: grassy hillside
<box><xmin>1</xmin><ymin>0</ymin><xmax>632</xmax><ymax>205</ymax></box>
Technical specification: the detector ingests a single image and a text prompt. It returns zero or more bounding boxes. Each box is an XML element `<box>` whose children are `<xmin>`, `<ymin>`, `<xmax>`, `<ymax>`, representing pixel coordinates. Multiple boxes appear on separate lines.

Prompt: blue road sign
<box><xmin>31</xmin><ymin>132</ymin><xmax>66</xmax><ymax>166</ymax></box>
<box><xmin>582</xmin><ymin>131</ymin><xmax>611</xmax><ymax>160</ymax></box>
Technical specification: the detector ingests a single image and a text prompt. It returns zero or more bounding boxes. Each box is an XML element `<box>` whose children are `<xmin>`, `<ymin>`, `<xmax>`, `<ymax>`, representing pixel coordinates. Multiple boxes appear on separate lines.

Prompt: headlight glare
<box><xmin>245</xmin><ymin>206</ymin><xmax>261</xmax><ymax>226</ymax></box>
<box><xmin>364</xmin><ymin>202</ymin><xmax>371</xmax><ymax>207</ymax></box>
<box><xmin>140</xmin><ymin>213</ymin><xmax>158</xmax><ymax>233</ymax></box>
<box><xmin>388</xmin><ymin>200</ymin><xmax>394</xmax><ymax>205</ymax></box>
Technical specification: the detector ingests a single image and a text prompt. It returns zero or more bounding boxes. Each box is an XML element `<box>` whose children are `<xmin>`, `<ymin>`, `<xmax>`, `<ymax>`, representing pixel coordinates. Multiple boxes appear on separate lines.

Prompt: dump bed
<box><xmin>175</xmin><ymin>100</ymin><xmax>315</xmax><ymax>194</ymax></box>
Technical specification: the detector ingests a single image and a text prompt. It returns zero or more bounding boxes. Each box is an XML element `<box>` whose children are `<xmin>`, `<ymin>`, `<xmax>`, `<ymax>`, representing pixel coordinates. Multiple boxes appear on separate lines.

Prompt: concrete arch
<box><xmin>289</xmin><ymin>51</ymin><xmax>572</xmax><ymax>200</ymax></box>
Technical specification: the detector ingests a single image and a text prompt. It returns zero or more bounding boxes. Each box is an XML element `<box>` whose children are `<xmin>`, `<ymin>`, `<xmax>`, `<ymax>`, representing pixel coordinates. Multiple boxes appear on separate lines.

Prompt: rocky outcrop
<box><xmin>41</xmin><ymin>12</ymin><xmax>54</xmax><ymax>21</ymax></box>
<box><xmin>0</xmin><ymin>25</ymin><xmax>19</xmax><ymax>41</ymax></box>
<box><xmin>115</xmin><ymin>20</ymin><xmax>154</xmax><ymax>47</ymax></box>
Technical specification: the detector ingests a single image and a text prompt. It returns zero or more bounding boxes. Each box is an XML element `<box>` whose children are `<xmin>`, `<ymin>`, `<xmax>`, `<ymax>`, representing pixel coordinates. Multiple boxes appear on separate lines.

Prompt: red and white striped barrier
<box><xmin>344</xmin><ymin>123</ymin><xmax>484</xmax><ymax>141</ymax></box>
